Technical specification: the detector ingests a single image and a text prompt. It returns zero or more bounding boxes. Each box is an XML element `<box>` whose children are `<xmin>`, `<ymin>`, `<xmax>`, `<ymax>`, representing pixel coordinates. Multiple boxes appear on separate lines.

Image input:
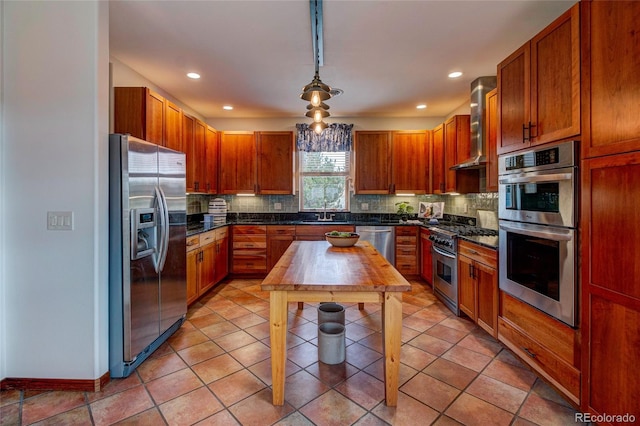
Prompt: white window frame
<box><xmin>298</xmin><ymin>150</ymin><xmax>352</xmax><ymax>212</ymax></box>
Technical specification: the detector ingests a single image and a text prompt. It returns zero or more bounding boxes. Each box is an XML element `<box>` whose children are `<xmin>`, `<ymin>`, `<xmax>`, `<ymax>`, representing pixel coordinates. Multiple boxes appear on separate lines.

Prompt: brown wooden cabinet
<box><xmin>184</xmin><ymin>116</ymin><xmax>210</xmax><ymax>193</ymax></box>
<box><xmin>392</xmin><ymin>131</ymin><xmax>430</xmax><ymax>194</ymax></box>
<box><xmin>256</xmin><ymin>132</ymin><xmax>294</xmax><ymax>195</ymax></box>
<box><xmin>581</xmin><ymin>1</ymin><xmax>640</xmax><ymax>159</ymax></box>
<box><xmin>164</xmin><ymin>99</ymin><xmax>183</xmax><ymax>152</ymax></box>
<box><xmin>485</xmin><ymin>88</ymin><xmax>499</xmax><ymax>192</ymax></box>
<box><xmin>114</xmin><ymin>87</ymin><xmax>184</xmax><ymax>150</ymax></box>
<box><xmin>499</xmin><ymin>292</ymin><xmax>580</xmax><ymax>405</ymax></box>
<box><xmin>354</xmin><ymin>130</ymin><xmax>429</xmax><ymax>194</ymax></box>
<box><xmin>213</xmin><ymin>227</ymin><xmax>229</xmax><ymax>284</ymax></box>
<box><xmin>186</xmin><ymin>227</ymin><xmax>228</xmax><ymax>306</ymax></box>
<box><xmin>220</xmin><ymin>132</ymin><xmax>257</xmax><ymax>194</ymax></box>
<box><xmin>581</xmin><ymin>151</ymin><xmax>640</xmax><ymax>418</ymax></box>
<box><xmin>231</xmin><ymin>225</ymin><xmax>267</xmax><ymax>274</ymax></box>
<box><xmin>204</xmin><ymin>125</ymin><xmax>218</xmax><ymax>194</ymax></box>
<box><xmin>395</xmin><ymin>226</ymin><xmax>418</xmax><ymax>276</ymax></box>
<box><xmin>267</xmin><ymin>226</ymin><xmax>295</xmax><ymax>270</ymax></box>
<box><xmin>431</xmin><ymin>124</ymin><xmax>445</xmax><ymax>194</ymax></box>
<box><xmin>457</xmin><ymin>240</ymin><xmax>498</xmax><ymax>338</ymax></box>
<box><xmin>186</xmin><ymin>235</ymin><xmax>201</xmax><ymax>305</ymax></box>
<box><xmin>579</xmin><ymin>3</ymin><xmax>640</xmax><ymax>419</ymax></box>
<box><xmin>497</xmin><ymin>4</ymin><xmax>580</xmax><ymax>155</ymax></box>
<box><xmin>114</xmin><ymin>87</ymin><xmax>164</xmax><ymax>145</ymax></box>
<box><xmin>419</xmin><ymin>228</ymin><xmax>432</xmax><ymax>285</ymax></box>
<box><xmin>444</xmin><ymin>115</ymin><xmax>479</xmax><ymax>193</ymax></box>
<box><xmin>220</xmin><ymin>131</ymin><xmax>294</xmax><ymax>195</ymax></box>
<box><xmin>354</xmin><ymin>131</ymin><xmax>392</xmax><ymax>194</ymax></box>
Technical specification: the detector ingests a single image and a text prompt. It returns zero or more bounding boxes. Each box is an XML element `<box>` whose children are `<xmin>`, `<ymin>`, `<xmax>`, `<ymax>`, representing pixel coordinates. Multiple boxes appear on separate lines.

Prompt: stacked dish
<box><xmin>207</xmin><ymin>198</ymin><xmax>227</xmax><ymax>225</ymax></box>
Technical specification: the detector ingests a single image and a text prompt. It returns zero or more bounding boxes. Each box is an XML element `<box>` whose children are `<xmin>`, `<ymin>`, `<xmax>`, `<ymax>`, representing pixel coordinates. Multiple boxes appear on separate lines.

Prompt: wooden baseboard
<box><xmin>1</xmin><ymin>371</ymin><xmax>110</xmax><ymax>392</ymax></box>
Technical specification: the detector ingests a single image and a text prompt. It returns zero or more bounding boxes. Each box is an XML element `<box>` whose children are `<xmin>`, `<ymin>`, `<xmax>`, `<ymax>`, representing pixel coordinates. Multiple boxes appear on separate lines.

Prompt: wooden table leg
<box><xmin>269</xmin><ymin>291</ymin><xmax>288</xmax><ymax>405</ymax></box>
<box><xmin>382</xmin><ymin>292</ymin><xmax>403</xmax><ymax>406</ymax></box>
<box><xmin>358</xmin><ymin>302</ymin><xmax>365</xmax><ymax>310</ymax></box>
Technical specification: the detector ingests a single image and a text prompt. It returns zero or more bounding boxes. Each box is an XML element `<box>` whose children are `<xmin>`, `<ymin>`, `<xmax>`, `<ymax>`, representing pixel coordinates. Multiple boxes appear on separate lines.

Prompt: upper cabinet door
<box><xmin>256</xmin><ymin>131</ymin><xmax>294</xmax><ymax>195</ymax></box>
<box><xmin>431</xmin><ymin>124</ymin><xmax>445</xmax><ymax>194</ymax></box>
<box><xmin>530</xmin><ymin>3</ymin><xmax>580</xmax><ymax>146</ymax></box>
<box><xmin>205</xmin><ymin>126</ymin><xmax>218</xmax><ymax>194</ymax></box>
<box><xmin>164</xmin><ymin>100</ymin><xmax>183</xmax><ymax>152</ymax></box>
<box><xmin>144</xmin><ymin>89</ymin><xmax>165</xmax><ymax>145</ymax></box>
<box><xmin>485</xmin><ymin>88</ymin><xmax>499</xmax><ymax>192</ymax></box>
<box><xmin>114</xmin><ymin>87</ymin><xmax>164</xmax><ymax>145</ymax></box>
<box><xmin>497</xmin><ymin>44</ymin><xmax>530</xmax><ymax>155</ymax></box>
<box><xmin>581</xmin><ymin>1</ymin><xmax>640</xmax><ymax>159</ymax></box>
<box><xmin>354</xmin><ymin>131</ymin><xmax>392</xmax><ymax>194</ymax></box>
<box><xmin>444</xmin><ymin>115</ymin><xmax>470</xmax><ymax>193</ymax></box>
<box><xmin>498</xmin><ymin>3</ymin><xmax>580</xmax><ymax>155</ymax></box>
<box><xmin>219</xmin><ymin>132</ymin><xmax>256</xmax><ymax>194</ymax></box>
<box><xmin>392</xmin><ymin>130</ymin><xmax>429</xmax><ymax>194</ymax></box>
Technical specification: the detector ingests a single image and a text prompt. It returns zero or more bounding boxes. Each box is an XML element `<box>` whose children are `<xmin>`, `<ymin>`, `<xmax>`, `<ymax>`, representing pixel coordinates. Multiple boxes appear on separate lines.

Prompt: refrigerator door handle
<box><xmin>157</xmin><ymin>185</ymin><xmax>170</xmax><ymax>272</ymax></box>
<box><xmin>154</xmin><ymin>186</ymin><xmax>167</xmax><ymax>273</ymax></box>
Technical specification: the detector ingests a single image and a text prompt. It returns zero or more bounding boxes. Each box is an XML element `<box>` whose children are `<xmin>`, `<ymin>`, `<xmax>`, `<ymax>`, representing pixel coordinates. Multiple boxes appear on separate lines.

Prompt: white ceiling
<box><xmin>109</xmin><ymin>0</ymin><xmax>575</xmax><ymax>120</ymax></box>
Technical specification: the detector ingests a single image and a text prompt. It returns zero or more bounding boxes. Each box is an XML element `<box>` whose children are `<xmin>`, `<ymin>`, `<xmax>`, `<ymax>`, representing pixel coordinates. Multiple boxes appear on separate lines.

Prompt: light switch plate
<box><xmin>361</xmin><ymin>203</ymin><xmax>369</xmax><ymax>211</ymax></box>
<box><xmin>47</xmin><ymin>211</ymin><xmax>74</xmax><ymax>230</ymax></box>
<box><xmin>274</xmin><ymin>202</ymin><xmax>282</xmax><ymax>210</ymax></box>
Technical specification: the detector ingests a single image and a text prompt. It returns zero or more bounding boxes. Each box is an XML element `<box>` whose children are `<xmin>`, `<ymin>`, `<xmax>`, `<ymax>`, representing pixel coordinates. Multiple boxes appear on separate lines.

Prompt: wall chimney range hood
<box><xmin>451</xmin><ymin>76</ymin><xmax>497</xmax><ymax>170</ymax></box>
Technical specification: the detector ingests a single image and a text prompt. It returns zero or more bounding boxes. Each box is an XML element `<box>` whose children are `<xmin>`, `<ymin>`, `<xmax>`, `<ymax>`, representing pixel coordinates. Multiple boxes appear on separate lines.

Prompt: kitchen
<box><xmin>1</xmin><ymin>1</ymin><xmax>639</xmax><ymax>425</ymax></box>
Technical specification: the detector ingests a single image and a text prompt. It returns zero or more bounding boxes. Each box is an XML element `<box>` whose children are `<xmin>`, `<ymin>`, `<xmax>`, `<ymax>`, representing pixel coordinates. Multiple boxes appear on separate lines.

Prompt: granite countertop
<box><xmin>187</xmin><ymin>219</ymin><xmax>422</xmax><ymax>237</ymax></box>
<box><xmin>187</xmin><ymin>219</ymin><xmax>499</xmax><ymax>250</ymax></box>
<box><xmin>458</xmin><ymin>234</ymin><xmax>499</xmax><ymax>250</ymax></box>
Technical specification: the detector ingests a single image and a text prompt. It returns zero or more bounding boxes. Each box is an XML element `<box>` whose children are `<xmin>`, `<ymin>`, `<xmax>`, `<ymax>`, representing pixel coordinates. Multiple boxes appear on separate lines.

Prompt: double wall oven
<box><xmin>498</xmin><ymin>141</ymin><xmax>578</xmax><ymax>327</ymax></box>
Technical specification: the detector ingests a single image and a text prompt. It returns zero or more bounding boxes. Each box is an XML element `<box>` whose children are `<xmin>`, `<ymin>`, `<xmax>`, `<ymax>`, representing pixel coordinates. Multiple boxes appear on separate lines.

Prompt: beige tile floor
<box><xmin>0</xmin><ymin>278</ymin><xmax>584</xmax><ymax>426</ymax></box>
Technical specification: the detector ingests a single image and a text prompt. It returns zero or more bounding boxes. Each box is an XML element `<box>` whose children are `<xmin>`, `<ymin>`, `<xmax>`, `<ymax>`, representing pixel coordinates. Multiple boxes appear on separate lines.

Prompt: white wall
<box><xmin>1</xmin><ymin>0</ymin><xmax>109</xmax><ymax>381</ymax></box>
<box><xmin>0</xmin><ymin>0</ymin><xmax>5</xmax><ymax>382</ymax></box>
<box><xmin>208</xmin><ymin>116</ymin><xmax>446</xmax><ymax>132</ymax></box>
<box><xmin>111</xmin><ymin>57</ymin><xmax>206</xmax><ymax>123</ymax></box>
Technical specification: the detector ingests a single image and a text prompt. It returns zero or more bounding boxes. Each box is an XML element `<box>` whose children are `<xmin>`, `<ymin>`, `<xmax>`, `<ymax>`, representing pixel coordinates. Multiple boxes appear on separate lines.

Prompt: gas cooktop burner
<box><xmin>431</xmin><ymin>224</ymin><xmax>497</xmax><ymax>237</ymax></box>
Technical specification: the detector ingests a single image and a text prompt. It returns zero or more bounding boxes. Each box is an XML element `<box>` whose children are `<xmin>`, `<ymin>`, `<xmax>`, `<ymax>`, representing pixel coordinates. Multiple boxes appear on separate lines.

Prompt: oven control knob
<box><xmin>446</xmin><ymin>241</ymin><xmax>452</xmax><ymax>247</ymax></box>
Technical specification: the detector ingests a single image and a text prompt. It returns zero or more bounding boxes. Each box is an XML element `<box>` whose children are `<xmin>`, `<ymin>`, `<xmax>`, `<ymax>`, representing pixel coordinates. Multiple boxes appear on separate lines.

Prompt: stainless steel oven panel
<box><xmin>499</xmin><ymin>220</ymin><xmax>576</xmax><ymax>327</ymax></box>
<box><xmin>432</xmin><ymin>246</ymin><xmax>459</xmax><ymax>315</ymax></box>
<box><xmin>498</xmin><ymin>140</ymin><xmax>576</xmax><ymax>175</ymax></box>
<box><xmin>498</xmin><ymin>166</ymin><xmax>576</xmax><ymax>227</ymax></box>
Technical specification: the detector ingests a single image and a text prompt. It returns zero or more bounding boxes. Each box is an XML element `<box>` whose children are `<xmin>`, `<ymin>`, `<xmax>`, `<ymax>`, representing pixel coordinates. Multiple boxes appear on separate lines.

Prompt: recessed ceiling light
<box><xmin>448</xmin><ymin>71</ymin><xmax>463</xmax><ymax>79</ymax></box>
<box><xmin>186</xmin><ymin>72</ymin><xmax>201</xmax><ymax>79</ymax></box>
<box><xmin>223</xmin><ymin>105</ymin><xmax>233</xmax><ymax>111</ymax></box>
<box><xmin>416</xmin><ymin>104</ymin><xmax>427</xmax><ymax>109</ymax></box>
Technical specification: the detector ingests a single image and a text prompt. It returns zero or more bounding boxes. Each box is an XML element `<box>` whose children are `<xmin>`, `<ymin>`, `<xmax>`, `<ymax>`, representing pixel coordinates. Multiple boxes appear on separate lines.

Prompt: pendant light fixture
<box><xmin>301</xmin><ymin>0</ymin><xmax>332</xmax><ymax>133</ymax></box>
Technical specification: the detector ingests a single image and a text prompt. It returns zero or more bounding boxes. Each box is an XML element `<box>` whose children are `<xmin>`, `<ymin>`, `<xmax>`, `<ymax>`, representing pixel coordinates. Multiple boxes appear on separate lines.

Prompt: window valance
<box><xmin>296</xmin><ymin>123</ymin><xmax>353</xmax><ymax>152</ymax></box>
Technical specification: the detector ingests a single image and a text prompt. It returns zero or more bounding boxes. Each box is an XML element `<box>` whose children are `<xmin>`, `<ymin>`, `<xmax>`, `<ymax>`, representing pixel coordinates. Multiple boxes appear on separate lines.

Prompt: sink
<box><xmin>299</xmin><ymin>220</ymin><xmax>350</xmax><ymax>224</ymax></box>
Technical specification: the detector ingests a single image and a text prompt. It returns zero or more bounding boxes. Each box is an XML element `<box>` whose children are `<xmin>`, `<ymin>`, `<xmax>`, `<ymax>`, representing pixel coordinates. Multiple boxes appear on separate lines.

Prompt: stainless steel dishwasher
<box><xmin>356</xmin><ymin>226</ymin><xmax>395</xmax><ymax>264</ymax></box>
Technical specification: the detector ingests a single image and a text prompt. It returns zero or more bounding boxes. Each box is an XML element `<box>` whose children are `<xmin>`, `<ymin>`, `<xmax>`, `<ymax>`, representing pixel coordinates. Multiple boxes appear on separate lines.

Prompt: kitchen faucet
<box><xmin>315</xmin><ymin>202</ymin><xmax>335</xmax><ymax>221</ymax></box>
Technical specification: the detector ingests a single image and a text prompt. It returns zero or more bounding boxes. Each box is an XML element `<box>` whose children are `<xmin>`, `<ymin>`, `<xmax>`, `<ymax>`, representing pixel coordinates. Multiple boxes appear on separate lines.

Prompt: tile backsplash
<box><xmin>187</xmin><ymin>192</ymin><xmax>498</xmax><ymax>217</ymax></box>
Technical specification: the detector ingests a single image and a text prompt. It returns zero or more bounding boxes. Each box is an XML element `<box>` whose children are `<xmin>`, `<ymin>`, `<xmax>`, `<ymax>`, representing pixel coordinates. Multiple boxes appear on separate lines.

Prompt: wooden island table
<box><xmin>261</xmin><ymin>240</ymin><xmax>411</xmax><ymax>406</ymax></box>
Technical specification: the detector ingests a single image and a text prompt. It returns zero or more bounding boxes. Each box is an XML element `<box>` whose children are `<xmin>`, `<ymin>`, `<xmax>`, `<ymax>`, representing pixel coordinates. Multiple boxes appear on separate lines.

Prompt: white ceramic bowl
<box><xmin>325</xmin><ymin>233</ymin><xmax>360</xmax><ymax>247</ymax></box>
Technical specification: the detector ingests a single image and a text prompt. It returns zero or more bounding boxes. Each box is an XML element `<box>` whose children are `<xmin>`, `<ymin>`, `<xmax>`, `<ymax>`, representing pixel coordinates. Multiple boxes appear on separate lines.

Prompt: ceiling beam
<box><xmin>310</xmin><ymin>0</ymin><xmax>324</xmax><ymax>67</ymax></box>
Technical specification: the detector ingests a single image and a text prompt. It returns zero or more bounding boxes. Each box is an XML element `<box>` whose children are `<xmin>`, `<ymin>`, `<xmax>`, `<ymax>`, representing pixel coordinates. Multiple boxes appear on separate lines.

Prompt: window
<box><xmin>299</xmin><ymin>151</ymin><xmax>351</xmax><ymax>211</ymax></box>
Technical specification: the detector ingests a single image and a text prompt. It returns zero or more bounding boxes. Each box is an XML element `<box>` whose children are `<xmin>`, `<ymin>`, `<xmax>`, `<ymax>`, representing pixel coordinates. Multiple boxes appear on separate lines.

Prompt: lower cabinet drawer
<box><xmin>232</xmin><ymin>258</ymin><xmax>267</xmax><ymax>272</ymax></box>
<box><xmin>396</xmin><ymin>255</ymin><xmax>418</xmax><ymax>274</ymax></box>
<box><xmin>498</xmin><ymin>317</ymin><xmax>580</xmax><ymax>402</ymax></box>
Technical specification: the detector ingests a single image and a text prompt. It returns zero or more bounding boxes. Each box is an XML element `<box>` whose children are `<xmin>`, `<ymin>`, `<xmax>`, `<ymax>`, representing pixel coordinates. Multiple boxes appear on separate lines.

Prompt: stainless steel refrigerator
<box><xmin>109</xmin><ymin>134</ymin><xmax>187</xmax><ymax>378</ymax></box>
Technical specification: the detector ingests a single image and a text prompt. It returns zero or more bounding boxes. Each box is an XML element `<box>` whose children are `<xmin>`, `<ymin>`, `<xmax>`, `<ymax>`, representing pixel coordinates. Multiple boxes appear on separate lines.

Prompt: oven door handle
<box><xmin>432</xmin><ymin>246</ymin><xmax>457</xmax><ymax>259</ymax></box>
<box><xmin>499</xmin><ymin>223</ymin><xmax>573</xmax><ymax>241</ymax></box>
<box><xmin>499</xmin><ymin>172</ymin><xmax>572</xmax><ymax>185</ymax></box>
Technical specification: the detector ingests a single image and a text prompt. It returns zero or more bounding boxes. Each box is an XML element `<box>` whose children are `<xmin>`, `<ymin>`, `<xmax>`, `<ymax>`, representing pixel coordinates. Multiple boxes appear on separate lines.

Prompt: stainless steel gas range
<box><xmin>429</xmin><ymin>224</ymin><xmax>498</xmax><ymax>316</ymax></box>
